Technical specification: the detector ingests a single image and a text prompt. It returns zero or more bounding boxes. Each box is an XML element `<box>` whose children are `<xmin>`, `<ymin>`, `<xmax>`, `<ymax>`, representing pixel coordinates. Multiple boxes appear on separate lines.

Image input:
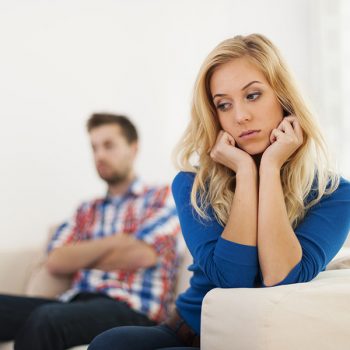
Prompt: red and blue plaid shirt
<box><xmin>47</xmin><ymin>178</ymin><xmax>182</xmax><ymax>323</ymax></box>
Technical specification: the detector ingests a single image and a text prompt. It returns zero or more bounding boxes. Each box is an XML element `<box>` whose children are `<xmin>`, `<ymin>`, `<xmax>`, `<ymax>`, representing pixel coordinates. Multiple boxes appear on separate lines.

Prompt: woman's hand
<box><xmin>261</xmin><ymin>116</ymin><xmax>303</xmax><ymax>170</ymax></box>
<box><xmin>210</xmin><ymin>130</ymin><xmax>256</xmax><ymax>174</ymax></box>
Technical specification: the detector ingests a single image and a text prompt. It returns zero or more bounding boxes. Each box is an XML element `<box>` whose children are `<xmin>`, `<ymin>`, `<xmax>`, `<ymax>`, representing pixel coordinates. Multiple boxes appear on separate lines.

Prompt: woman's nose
<box><xmin>234</xmin><ymin>104</ymin><xmax>252</xmax><ymax>124</ymax></box>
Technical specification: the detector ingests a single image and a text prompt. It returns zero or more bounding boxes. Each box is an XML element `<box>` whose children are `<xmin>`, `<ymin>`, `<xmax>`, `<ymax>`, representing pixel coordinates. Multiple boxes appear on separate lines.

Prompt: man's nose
<box><xmin>94</xmin><ymin>148</ymin><xmax>106</xmax><ymax>161</ymax></box>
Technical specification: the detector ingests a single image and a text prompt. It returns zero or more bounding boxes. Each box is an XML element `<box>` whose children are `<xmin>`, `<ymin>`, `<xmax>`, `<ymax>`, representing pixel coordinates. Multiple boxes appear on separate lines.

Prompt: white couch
<box><xmin>201</xmin><ymin>246</ymin><xmax>350</xmax><ymax>350</ymax></box>
<box><xmin>1</xmin><ymin>240</ymin><xmax>350</xmax><ymax>350</ymax></box>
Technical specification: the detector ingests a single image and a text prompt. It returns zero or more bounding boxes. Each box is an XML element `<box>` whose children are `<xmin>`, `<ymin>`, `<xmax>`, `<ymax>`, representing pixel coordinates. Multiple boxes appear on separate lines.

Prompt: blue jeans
<box><xmin>0</xmin><ymin>292</ymin><xmax>156</xmax><ymax>350</ymax></box>
<box><xmin>88</xmin><ymin>324</ymin><xmax>200</xmax><ymax>350</ymax></box>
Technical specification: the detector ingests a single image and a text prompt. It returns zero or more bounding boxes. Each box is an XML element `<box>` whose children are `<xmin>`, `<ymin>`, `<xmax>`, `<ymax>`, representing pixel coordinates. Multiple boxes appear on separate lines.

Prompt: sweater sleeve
<box><xmin>172</xmin><ymin>171</ymin><xmax>259</xmax><ymax>288</ymax></box>
<box><xmin>264</xmin><ymin>177</ymin><xmax>350</xmax><ymax>287</ymax></box>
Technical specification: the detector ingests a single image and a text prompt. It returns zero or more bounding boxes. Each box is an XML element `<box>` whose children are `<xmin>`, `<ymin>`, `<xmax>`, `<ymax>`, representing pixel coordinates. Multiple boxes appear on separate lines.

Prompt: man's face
<box><xmin>89</xmin><ymin>124</ymin><xmax>137</xmax><ymax>185</ymax></box>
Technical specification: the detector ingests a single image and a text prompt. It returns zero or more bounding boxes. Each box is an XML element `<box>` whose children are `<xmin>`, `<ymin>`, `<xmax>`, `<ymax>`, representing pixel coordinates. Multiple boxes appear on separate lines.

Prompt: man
<box><xmin>0</xmin><ymin>113</ymin><xmax>181</xmax><ymax>350</ymax></box>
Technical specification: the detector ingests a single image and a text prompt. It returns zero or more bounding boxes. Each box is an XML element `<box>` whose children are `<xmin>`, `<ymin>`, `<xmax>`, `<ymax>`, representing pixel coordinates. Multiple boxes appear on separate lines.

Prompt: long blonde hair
<box><xmin>173</xmin><ymin>33</ymin><xmax>339</xmax><ymax>228</ymax></box>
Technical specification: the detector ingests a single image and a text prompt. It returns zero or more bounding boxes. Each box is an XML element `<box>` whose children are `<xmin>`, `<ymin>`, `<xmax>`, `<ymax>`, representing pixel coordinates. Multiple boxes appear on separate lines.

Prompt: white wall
<box><xmin>308</xmin><ymin>0</ymin><xmax>350</xmax><ymax>176</ymax></box>
<box><xmin>0</xmin><ymin>0</ymin><xmax>335</xmax><ymax>248</ymax></box>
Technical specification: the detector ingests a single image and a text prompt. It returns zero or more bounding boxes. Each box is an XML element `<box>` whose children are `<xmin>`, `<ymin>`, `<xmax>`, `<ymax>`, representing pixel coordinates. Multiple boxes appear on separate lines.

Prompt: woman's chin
<box><xmin>241</xmin><ymin>146</ymin><xmax>267</xmax><ymax>156</ymax></box>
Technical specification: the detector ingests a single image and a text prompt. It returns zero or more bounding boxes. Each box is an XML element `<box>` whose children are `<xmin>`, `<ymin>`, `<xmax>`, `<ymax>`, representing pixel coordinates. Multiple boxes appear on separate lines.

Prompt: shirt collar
<box><xmin>105</xmin><ymin>176</ymin><xmax>145</xmax><ymax>203</ymax></box>
<box><xmin>126</xmin><ymin>177</ymin><xmax>144</xmax><ymax>197</ymax></box>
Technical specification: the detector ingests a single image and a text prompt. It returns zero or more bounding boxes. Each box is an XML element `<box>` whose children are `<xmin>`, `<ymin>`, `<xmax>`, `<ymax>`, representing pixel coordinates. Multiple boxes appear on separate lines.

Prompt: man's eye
<box><xmin>247</xmin><ymin>92</ymin><xmax>261</xmax><ymax>101</ymax></box>
<box><xmin>217</xmin><ymin>102</ymin><xmax>231</xmax><ymax>111</ymax></box>
<box><xmin>105</xmin><ymin>143</ymin><xmax>114</xmax><ymax>149</ymax></box>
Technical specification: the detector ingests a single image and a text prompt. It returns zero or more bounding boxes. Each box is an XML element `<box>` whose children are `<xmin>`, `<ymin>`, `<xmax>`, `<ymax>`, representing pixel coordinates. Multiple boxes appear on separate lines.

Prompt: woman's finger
<box><xmin>211</xmin><ymin>130</ymin><xmax>224</xmax><ymax>150</ymax></box>
<box><xmin>278</xmin><ymin>119</ymin><xmax>295</xmax><ymax>135</ymax></box>
<box><xmin>291</xmin><ymin>119</ymin><xmax>303</xmax><ymax>142</ymax></box>
<box><xmin>216</xmin><ymin>130</ymin><xmax>224</xmax><ymax>140</ymax></box>
<box><xmin>270</xmin><ymin>128</ymin><xmax>285</xmax><ymax>143</ymax></box>
<box><xmin>284</xmin><ymin>116</ymin><xmax>303</xmax><ymax>143</ymax></box>
<box><xmin>223</xmin><ymin>131</ymin><xmax>235</xmax><ymax>146</ymax></box>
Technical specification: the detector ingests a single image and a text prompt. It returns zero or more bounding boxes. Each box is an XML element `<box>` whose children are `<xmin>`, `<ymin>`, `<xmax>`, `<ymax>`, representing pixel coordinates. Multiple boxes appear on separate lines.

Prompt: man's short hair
<box><xmin>87</xmin><ymin>113</ymin><xmax>138</xmax><ymax>144</ymax></box>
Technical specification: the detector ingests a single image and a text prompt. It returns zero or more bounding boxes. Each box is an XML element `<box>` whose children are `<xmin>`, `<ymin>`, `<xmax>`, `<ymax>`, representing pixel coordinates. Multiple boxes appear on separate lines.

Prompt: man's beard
<box><xmin>98</xmin><ymin>169</ymin><xmax>130</xmax><ymax>186</ymax></box>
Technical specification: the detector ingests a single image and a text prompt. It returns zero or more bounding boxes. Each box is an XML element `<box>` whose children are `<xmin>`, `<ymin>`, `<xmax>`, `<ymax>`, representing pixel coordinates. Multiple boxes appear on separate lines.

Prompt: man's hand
<box><xmin>261</xmin><ymin>116</ymin><xmax>303</xmax><ymax>170</ymax></box>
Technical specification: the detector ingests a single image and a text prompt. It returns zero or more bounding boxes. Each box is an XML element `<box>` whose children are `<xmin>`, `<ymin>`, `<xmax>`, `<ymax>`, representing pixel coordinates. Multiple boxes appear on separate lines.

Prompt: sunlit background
<box><xmin>0</xmin><ymin>0</ymin><xmax>349</xmax><ymax>249</ymax></box>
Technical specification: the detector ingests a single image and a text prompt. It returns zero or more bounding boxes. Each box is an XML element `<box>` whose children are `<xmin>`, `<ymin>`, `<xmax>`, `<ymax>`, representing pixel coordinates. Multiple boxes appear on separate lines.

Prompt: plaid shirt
<box><xmin>47</xmin><ymin>178</ymin><xmax>182</xmax><ymax>323</ymax></box>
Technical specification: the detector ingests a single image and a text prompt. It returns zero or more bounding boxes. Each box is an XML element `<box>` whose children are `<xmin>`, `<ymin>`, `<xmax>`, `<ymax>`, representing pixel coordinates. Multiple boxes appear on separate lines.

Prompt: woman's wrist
<box><xmin>235</xmin><ymin>160</ymin><xmax>258</xmax><ymax>179</ymax></box>
<box><xmin>259</xmin><ymin>160</ymin><xmax>281</xmax><ymax>177</ymax></box>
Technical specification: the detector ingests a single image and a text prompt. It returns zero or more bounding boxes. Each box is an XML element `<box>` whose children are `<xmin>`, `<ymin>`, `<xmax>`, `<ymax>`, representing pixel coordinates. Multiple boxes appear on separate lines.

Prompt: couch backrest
<box><xmin>0</xmin><ymin>248</ymin><xmax>39</xmax><ymax>295</ymax></box>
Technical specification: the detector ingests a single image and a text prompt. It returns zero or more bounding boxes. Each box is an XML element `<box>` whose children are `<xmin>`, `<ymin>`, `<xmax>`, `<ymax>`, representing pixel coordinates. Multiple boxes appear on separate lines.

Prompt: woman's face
<box><xmin>210</xmin><ymin>57</ymin><xmax>284</xmax><ymax>155</ymax></box>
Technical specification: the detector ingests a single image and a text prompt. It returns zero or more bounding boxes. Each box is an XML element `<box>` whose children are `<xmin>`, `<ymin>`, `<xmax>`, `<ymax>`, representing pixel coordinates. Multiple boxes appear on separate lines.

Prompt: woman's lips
<box><xmin>239</xmin><ymin>130</ymin><xmax>261</xmax><ymax>139</ymax></box>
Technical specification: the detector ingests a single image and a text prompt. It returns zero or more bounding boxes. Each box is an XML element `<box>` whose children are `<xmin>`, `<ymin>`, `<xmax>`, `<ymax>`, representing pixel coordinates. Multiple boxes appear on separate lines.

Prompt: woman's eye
<box><xmin>217</xmin><ymin>102</ymin><xmax>231</xmax><ymax>111</ymax></box>
<box><xmin>246</xmin><ymin>92</ymin><xmax>261</xmax><ymax>101</ymax></box>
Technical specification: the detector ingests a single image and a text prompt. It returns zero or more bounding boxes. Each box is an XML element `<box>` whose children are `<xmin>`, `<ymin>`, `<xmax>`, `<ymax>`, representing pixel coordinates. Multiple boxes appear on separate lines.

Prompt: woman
<box><xmin>88</xmin><ymin>34</ymin><xmax>350</xmax><ymax>350</ymax></box>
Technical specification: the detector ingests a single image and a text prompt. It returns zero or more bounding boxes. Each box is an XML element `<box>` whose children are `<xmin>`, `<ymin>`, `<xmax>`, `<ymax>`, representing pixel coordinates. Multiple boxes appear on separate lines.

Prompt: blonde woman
<box><xmin>88</xmin><ymin>34</ymin><xmax>350</xmax><ymax>350</ymax></box>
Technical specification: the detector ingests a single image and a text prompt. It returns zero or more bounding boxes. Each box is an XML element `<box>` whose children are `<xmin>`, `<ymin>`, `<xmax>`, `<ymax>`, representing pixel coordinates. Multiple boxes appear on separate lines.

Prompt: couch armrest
<box><xmin>201</xmin><ymin>269</ymin><xmax>350</xmax><ymax>350</ymax></box>
<box><xmin>0</xmin><ymin>247</ymin><xmax>40</xmax><ymax>295</ymax></box>
<box><xmin>25</xmin><ymin>257</ymin><xmax>72</xmax><ymax>298</ymax></box>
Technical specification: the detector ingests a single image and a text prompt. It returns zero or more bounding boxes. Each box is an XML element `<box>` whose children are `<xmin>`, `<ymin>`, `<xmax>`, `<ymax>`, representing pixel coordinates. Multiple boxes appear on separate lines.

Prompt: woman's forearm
<box><xmin>258</xmin><ymin>164</ymin><xmax>302</xmax><ymax>286</ymax></box>
<box><xmin>222</xmin><ymin>163</ymin><xmax>258</xmax><ymax>246</ymax></box>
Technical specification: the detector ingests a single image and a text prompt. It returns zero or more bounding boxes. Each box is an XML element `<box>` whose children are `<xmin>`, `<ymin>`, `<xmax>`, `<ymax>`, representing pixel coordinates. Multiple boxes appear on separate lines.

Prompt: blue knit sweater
<box><xmin>172</xmin><ymin>171</ymin><xmax>350</xmax><ymax>335</ymax></box>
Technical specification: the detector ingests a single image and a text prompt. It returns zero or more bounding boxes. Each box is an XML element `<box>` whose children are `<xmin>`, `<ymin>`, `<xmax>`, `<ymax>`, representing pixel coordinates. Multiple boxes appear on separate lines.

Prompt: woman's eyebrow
<box><xmin>212</xmin><ymin>93</ymin><xmax>228</xmax><ymax>101</ymax></box>
<box><xmin>241</xmin><ymin>80</ymin><xmax>262</xmax><ymax>90</ymax></box>
<box><xmin>212</xmin><ymin>80</ymin><xmax>263</xmax><ymax>101</ymax></box>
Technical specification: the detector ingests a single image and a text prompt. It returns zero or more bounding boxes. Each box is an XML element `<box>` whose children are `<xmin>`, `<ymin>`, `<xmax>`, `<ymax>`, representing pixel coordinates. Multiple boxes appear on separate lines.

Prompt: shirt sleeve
<box><xmin>47</xmin><ymin>202</ymin><xmax>93</xmax><ymax>253</ymax></box>
<box><xmin>172</xmin><ymin>171</ymin><xmax>259</xmax><ymax>288</ymax></box>
<box><xmin>134</xmin><ymin>185</ymin><xmax>182</xmax><ymax>259</ymax></box>
<box><xmin>264</xmin><ymin>177</ymin><xmax>350</xmax><ymax>287</ymax></box>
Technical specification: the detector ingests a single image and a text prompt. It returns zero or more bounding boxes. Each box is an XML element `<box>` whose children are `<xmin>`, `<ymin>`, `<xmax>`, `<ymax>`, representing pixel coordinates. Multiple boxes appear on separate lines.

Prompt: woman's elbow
<box><xmin>203</xmin><ymin>258</ymin><xmax>258</xmax><ymax>288</ymax></box>
<box><xmin>211</xmin><ymin>270</ymin><xmax>258</xmax><ymax>288</ymax></box>
<box><xmin>262</xmin><ymin>275</ymin><xmax>285</xmax><ymax>287</ymax></box>
<box><xmin>262</xmin><ymin>266</ymin><xmax>319</xmax><ymax>287</ymax></box>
